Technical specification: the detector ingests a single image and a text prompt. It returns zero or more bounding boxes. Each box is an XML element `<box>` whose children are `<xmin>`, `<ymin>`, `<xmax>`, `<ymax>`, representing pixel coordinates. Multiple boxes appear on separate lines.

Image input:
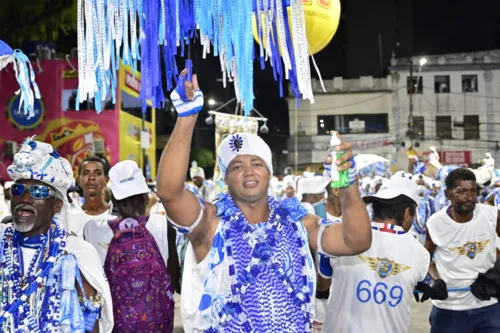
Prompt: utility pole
<box><xmin>141</xmin><ymin>111</ymin><xmax>148</xmax><ymax>177</ymax></box>
<box><xmin>408</xmin><ymin>60</ymin><xmax>414</xmax><ymax>147</ymax></box>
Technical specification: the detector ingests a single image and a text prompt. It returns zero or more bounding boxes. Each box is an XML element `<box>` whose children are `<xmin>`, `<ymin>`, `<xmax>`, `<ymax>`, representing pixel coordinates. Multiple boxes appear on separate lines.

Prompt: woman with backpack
<box><xmin>84</xmin><ymin>160</ymin><xmax>180</xmax><ymax>332</ymax></box>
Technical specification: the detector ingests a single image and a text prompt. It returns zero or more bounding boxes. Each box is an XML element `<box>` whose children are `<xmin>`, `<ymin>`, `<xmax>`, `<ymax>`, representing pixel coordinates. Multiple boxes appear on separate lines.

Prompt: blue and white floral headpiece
<box><xmin>0</xmin><ymin>40</ymin><xmax>40</xmax><ymax>119</ymax></box>
<box><xmin>7</xmin><ymin>138</ymin><xmax>75</xmax><ymax>198</ymax></box>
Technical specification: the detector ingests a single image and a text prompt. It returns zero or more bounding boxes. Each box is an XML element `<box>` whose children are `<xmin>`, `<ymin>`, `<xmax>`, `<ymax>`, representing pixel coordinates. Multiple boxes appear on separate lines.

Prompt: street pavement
<box><xmin>173</xmin><ymin>293</ymin><xmax>434</xmax><ymax>332</ymax></box>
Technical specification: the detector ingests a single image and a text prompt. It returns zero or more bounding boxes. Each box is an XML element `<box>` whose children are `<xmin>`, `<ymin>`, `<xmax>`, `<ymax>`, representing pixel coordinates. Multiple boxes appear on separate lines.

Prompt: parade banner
<box><xmin>422</xmin><ymin>151</ymin><xmax>471</xmax><ymax>165</ymax></box>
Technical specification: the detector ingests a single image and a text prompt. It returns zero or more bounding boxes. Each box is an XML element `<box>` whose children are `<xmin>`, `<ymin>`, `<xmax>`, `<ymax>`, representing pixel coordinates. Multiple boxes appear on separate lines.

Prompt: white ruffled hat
<box><xmin>7</xmin><ymin>138</ymin><xmax>75</xmax><ymax>197</ymax></box>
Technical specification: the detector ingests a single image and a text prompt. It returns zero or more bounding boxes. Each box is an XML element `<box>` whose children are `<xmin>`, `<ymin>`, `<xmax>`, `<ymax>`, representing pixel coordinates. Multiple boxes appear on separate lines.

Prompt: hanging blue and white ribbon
<box><xmin>0</xmin><ymin>40</ymin><xmax>41</xmax><ymax>119</ymax></box>
<box><xmin>77</xmin><ymin>0</ymin><xmax>313</xmax><ymax>115</ymax></box>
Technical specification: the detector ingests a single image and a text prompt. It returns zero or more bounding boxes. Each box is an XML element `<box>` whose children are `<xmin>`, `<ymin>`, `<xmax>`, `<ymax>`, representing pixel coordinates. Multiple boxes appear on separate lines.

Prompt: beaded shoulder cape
<box><xmin>0</xmin><ymin>221</ymin><xmax>90</xmax><ymax>332</ymax></box>
<box><xmin>195</xmin><ymin>193</ymin><xmax>316</xmax><ymax>333</ymax></box>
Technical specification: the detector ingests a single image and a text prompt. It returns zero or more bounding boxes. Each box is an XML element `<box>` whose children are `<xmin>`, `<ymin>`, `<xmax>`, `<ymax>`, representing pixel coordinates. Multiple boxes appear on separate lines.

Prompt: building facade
<box><xmin>286</xmin><ymin>76</ymin><xmax>396</xmax><ymax>169</ymax></box>
<box><xmin>287</xmin><ymin>50</ymin><xmax>500</xmax><ymax>171</ymax></box>
<box><xmin>390</xmin><ymin>50</ymin><xmax>500</xmax><ymax>168</ymax></box>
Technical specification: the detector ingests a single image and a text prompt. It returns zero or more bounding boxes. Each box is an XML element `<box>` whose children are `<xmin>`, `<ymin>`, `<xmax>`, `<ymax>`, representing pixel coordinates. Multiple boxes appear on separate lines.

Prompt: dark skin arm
<box><xmin>146</xmin><ymin>193</ymin><xmax>159</xmax><ymax>215</ymax></box>
<box><xmin>424</xmin><ymin>228</ymin><xmax>440</xmax><ymax>281</ymax></box>
<box><xmin>76</xmin><ymin>276</ymin><xmax>99</xmax><ymax>333</ymax></box>
<box><xmin>317</xmin><ymin>274</ymin><xmax>332</xmax><ymax>292</ymax></box>
<box><xmin>302</xmin><ymin>138</ymin><xmax>372</xmax><ymax>256</ymax></box>
<box><xmin>156</xmin><ymin>70</ymin><xmax>218</xmax><ymax>263</ymax></box>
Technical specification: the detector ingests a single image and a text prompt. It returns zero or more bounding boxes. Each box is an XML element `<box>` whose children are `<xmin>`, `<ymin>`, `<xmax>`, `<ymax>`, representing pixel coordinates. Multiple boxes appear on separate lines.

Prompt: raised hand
<box><xmin>323</xmin><ymin>132</ymin><xmax>358</xmax><ymax>186</ymax></box>
<box><xmin>170</xmin><ymin>68</ymin><xmax>204</xmax><ymax>117</ymax></box>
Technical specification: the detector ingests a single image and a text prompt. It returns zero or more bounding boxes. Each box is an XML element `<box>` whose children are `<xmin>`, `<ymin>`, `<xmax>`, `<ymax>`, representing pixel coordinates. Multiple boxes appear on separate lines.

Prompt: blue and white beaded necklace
<box><xmin>0</xmin><ymin>220</ymin><xmax>66</xmax><ymax>332</ymax></box>
<box><xmin>208</xmin><ymin>194</ymin><xmax>314</xmax><ymax>332</ymax></box>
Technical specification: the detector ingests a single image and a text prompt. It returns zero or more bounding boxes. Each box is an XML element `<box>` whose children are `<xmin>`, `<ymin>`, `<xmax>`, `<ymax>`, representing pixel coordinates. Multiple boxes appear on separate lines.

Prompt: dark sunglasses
<box><xmin>10</xmin><ymin>184</ymin><xmax>55</xmax><ymax>200</ymax></box>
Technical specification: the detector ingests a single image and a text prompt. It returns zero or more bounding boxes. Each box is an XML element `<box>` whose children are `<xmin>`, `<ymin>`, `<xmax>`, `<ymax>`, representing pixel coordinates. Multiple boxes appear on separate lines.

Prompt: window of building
<box><xmin>434</xmin><ymin>76</ymin><xmax>450</xmax><ymax>93</ymax></box>
<box><xmin>317</xmin><ymin>114</ymin><xmax>389</xmax><ymax>135</ymax></box>
<box><xmin>62</xmin><ymin>90</ymin><xmax>115</xmax><ymax>111</ymax></box>
<box><xmin>411</xmin><ymin>116</ymin><xmax>425</xmax><ymax>139</ymax></box>
<box><xmin>464</xmin><ymin>115</ymin><xmax>479</xmax><ymax>140</ymax></box>
<box><xmin>462</xmin><ymin>75</ymin><xmax>478</xmax><ymax>93</ymax></box>
<box><xmin>407</xmin><ymin>76</ymin><xmax>423</xmax><ymax>94</ymax></box>
<box><xmin>436</xmin><ymin>116</ymin><xmax>452</xmax><ymax>139</ymax></box>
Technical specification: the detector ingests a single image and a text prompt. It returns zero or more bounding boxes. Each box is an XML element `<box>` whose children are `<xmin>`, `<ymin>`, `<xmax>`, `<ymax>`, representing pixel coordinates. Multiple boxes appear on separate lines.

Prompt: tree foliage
<box><xmin>190</xmin><ymin>148</ymin><xmax>215</xmax><ymax>170</ymax></box>
<box><xmin>0</xmin><ymin>0</ymin><xmax>77</xmax><ymax>47</ymax></box>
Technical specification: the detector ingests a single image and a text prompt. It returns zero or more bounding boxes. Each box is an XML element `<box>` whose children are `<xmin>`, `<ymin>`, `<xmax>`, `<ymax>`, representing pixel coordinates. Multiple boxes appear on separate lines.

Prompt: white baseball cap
<box><xmin>363</xmin><ymin>177</ymin><xmax>419</xmax><ymax>205</ymax></box>
<box><xmin>297</xmin><ymin>176</ymin><xmax>326</xmax><ymax>195</ymax></box>
<box><xmin>108</xmin><ymin>160</ymin><xmax>150</xmax><ymax>200</ymax></box>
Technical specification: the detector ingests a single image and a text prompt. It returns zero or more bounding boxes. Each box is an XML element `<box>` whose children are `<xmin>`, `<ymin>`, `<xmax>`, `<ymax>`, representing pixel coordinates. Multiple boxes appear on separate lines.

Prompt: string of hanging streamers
<box><xmin>77</xmin><ymin>0</ymin><xmax>313</xmax><ymax>115</ymax></box>
<box><xmin>0</xmin><ymin>40</ymin><xmax>41</xmax><ymax>119</ymax></box>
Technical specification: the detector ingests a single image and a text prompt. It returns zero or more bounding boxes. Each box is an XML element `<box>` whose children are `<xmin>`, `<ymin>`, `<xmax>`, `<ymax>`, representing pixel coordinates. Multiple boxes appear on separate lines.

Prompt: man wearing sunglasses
<box><xmin>0</xmin><ymin>139</ymin><xmax>113</xmax><ymax>332</ymax></box>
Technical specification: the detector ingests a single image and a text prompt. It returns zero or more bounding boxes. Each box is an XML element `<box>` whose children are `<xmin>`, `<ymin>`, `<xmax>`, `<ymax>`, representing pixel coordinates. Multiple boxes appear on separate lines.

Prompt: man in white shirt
<box><xmin>69</xmin><ymin>156</ymin><xmax>114</xmax><ymax>237</ymax></box>
<box><xmin>323</xmin><ymin>178</ymin><xmax>430</xmax><ymax>333</ymax></box>
<box><xmin>422</xmin><ymin>168</ymin><xmax>500</xmax><ymax>332</ymax></box>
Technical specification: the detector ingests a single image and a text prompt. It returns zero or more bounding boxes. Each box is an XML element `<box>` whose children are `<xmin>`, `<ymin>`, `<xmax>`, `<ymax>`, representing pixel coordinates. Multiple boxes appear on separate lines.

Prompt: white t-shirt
<box><xmin>83</xmin><ymin>214</ymin><xmax>169</xmax><ymax>266</ymax></box>
<box><xmin>427</xmin><ymin>204</ymin><xmax>498</xmax><ymax>310</ymax></box>
<box><xmin>67</xmin><ymin>208</ymin><xmax>114</xmax><ymax>239</ymax></box>
<box><xmin>149</xmin><ymin>202</ymin><xmax>166</xmax><ymax>215</ymax></box>
<box><xmin>323</xmin><ymin>222</ymin><xmax>429</xmax><ymax>333</ymax></box>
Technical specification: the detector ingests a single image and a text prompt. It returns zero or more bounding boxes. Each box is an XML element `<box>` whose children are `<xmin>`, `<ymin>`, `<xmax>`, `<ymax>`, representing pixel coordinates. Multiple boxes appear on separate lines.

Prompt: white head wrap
<box><xmin>190</xmin><ymin>161</ymin><xmax>206</xmax><ymax>179</ymax></box>
<box><xmin>486</xmin><ymin>152</ymin><xmax>492</xmax><ymax>158</ymax></box>
<box><xmin>7</xmin><ymin>138</ymin><xmax>75</xmax><ymax>228</ymax></box>
<box><xmin>218</xmin><ymin>133</ymin><xmax>273</xmax><ymax>178</ymax></box>
<box><xmin>283</xmin><ymin>175</ymin><xmax>296</xmax><ymax>190</ymax></box>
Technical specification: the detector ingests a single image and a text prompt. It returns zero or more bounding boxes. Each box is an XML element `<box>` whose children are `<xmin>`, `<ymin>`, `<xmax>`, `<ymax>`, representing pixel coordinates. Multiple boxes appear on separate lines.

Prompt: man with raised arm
<box><xmin>157</xmin><ymin>69</ymin><xmax>372</xmax><ymax>332</ymax></box>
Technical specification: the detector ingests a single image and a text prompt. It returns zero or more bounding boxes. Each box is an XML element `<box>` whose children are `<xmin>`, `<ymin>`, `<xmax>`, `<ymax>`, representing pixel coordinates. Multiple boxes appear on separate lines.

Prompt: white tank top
<box><xmin>427</xmin><ymin>204</ymin><xmax>498</xmax><ymax>310</ymax></box>
<box><xmin>323</xmin><ymin>222</ymin><xmax>429</xmax><ymax>333</ymax></box>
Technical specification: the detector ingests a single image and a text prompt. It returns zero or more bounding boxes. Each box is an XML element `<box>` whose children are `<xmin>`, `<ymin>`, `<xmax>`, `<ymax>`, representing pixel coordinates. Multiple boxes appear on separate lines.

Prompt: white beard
<box><xmin>13</xmin><ymin>222</ymin><xmax>35</xmax><ymax>233</ymax></box>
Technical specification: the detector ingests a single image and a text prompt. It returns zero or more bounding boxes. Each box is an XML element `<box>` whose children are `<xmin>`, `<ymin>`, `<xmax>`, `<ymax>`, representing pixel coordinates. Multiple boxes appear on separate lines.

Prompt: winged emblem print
<box><xmin>358</xmin><ymin>255</ymin><xmax>412</xmax><ymax>278</ymax></box>
<box><xmin>449</xmin><ymin>239</ymin><xmax>490</xmax><ymax>259</ymax></box>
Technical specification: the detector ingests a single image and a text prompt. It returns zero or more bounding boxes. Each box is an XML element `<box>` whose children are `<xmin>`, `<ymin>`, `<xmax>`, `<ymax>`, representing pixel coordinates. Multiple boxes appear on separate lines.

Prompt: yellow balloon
<box><xmin>252</xmin><ymin>0</ymin><xmax>341</xmax><ymax>55</ymax></box>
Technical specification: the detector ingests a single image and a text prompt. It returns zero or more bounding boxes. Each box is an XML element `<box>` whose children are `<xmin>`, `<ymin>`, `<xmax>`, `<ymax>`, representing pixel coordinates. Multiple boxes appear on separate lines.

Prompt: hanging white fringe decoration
<box><xmin>77</xmin><ymin>0</ymin><xmax>315</xmax><ymax>116</ymax></box>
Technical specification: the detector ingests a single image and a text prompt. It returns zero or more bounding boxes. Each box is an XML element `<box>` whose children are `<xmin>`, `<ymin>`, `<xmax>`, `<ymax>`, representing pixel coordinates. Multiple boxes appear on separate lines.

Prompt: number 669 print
<box><xmin>356</xmin><ymin>280</ymin><xmax>403</xmax><ymax>307</ymax></box>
